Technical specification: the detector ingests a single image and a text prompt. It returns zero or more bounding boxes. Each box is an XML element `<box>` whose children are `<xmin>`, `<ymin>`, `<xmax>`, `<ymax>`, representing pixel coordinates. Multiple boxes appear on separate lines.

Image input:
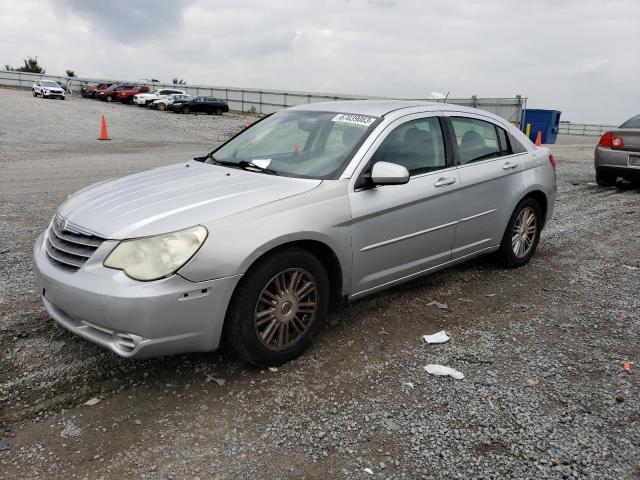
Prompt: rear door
<box><xmin>349</xmin><ymin>113</ymin><xmax>461</xmax><ymax>296</ymax></box>
<box><xmin>445</xmin><ymin>114</ymin><xmax>526</xmax><ymax>260</ymax></box>
<box><xmin>192</xmin><ymin>97</ymin><xmax>205</xmax><ymax>112</ymax></box>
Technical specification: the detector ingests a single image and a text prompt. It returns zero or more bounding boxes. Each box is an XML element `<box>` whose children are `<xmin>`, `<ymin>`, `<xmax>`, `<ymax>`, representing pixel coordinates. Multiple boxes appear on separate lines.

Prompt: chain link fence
<box><xmin>558</xmin><ymin>122</ymin><xmax>616</xmax><ymax>137</ymax></box>
<box><xmin>0</xmin><ymin>69</ymin><xmax>527</xmax><ymax>126</ymax></box>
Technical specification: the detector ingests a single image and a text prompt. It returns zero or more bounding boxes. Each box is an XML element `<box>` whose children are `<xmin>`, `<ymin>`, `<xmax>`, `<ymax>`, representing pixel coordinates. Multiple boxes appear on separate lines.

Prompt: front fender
<box><xmin>178</xmin><ymin>181</ymin><xmax>353</xmax><ymax>293</ymax></box>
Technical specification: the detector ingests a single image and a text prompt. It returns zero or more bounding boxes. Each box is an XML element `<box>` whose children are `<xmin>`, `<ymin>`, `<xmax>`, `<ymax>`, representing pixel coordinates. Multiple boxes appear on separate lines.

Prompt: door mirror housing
<box><xmin>370</xmin><ymin>161</ymin><xmax>410</xmax><ymax>186</ymax></box>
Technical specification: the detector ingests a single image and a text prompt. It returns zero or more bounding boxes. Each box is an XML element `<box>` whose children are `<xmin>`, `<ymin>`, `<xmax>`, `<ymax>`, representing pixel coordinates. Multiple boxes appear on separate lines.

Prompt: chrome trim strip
<box><xmin>360</xmin><ymin>220</ymin><xmax>458</xmax><ymax>252</ymax></box>
<box><xmin>459</xmin><ymin>209</ymin><xmax>498</xmax><ymax>222</ymax></box>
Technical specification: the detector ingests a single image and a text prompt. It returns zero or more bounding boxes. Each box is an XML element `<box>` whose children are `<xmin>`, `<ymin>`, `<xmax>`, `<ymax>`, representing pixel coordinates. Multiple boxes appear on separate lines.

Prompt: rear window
<box><xmin>620</xmin><ymin>115</ymin><xmax>640</xmax><ymax>128</ymax></box>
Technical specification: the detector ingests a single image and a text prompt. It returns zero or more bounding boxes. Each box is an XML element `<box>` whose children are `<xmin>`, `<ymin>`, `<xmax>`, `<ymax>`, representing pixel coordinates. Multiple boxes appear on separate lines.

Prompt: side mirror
<box><xmin>370</xmin><ymin>161</ymin><xmax>410</xmax><ymax>186</ymax></box>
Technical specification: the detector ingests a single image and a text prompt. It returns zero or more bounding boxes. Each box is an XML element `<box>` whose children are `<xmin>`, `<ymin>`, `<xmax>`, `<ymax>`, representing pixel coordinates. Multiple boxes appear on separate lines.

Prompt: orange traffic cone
<box><xmin>534</xmin><ymin>131</ymin><xmax>542</xmax><ymax>146</ymax></box>
<box><xmin>98</xmin><ymin>114</ymin><xmax>110</xmax><ymax>141</ymax></box>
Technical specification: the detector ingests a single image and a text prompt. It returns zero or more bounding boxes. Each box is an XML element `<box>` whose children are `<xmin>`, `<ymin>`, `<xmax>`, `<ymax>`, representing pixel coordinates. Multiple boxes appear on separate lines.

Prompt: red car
<box><xmin>81</xmin><ymin>82</ymin><xmax>113</xmax><ymax>98</ymax></box>
<box><xmin>114</xmin><ymin>84</ymin><xmax>151</xmax><ymax>103</ymax></box>
<box><xmin>96</xmin><ymin>84</ymin><xmax>150</xmax><ymax>103</ymax></box>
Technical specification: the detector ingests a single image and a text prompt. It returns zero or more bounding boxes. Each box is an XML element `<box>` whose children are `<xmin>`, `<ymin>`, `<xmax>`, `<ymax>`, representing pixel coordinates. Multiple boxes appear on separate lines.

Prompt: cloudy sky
<box><xmin>1</xmin><ymin>0</ymin><xmax>638</xmax><ymax>123</ymax></box>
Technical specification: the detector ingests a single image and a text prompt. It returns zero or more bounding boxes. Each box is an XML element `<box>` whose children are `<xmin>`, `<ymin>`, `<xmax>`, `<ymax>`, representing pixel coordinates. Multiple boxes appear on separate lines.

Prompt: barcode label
<box><xmin>332</xmin><ymin>114</ymin><xmax>376</xmax><ymax>127</ymax></box>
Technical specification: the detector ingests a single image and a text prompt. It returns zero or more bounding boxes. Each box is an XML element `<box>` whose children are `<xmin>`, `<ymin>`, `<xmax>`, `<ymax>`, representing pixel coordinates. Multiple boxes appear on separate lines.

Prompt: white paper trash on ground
<box><xmin>424</xmin><ymin>364</ymin><xmax>464</xmax><ymax>380</ymax></box>
<box><xmin>422</xmin><ymin>330</ymin><xmax>451</xmax><ymax>344</ymax></box>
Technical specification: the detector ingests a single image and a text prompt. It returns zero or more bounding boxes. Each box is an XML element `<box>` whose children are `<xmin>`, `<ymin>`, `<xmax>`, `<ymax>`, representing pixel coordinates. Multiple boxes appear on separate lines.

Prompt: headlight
<box><xmin>104</xmin><ymin>226</ymin><xmax>208</xmax><ymax>281</ymax></box>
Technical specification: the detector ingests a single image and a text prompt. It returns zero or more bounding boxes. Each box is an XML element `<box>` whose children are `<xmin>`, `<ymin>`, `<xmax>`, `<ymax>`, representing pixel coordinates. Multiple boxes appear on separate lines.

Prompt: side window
<box><xmin>509</xmin><ymin>135</ymin><xmax>527</xmax><ymax>154</ymax></box>
<box><xmin>370</xmin><ymin>117</ymin><xmax>447</xmax><ymax>176</ymax></box>
<box><xmin>496</xmin><ymin>126</ymin><xmax>512</xmax><ymax>156</ymax></box>
<box><xmin>451</xmin><ymin>117</ymin><xmax>501</xmax><ymax>164</ymax></box>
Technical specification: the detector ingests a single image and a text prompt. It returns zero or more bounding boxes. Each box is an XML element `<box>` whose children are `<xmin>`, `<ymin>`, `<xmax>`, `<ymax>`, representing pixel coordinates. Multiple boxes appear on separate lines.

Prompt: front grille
<box><xmin>45</xmin><ymin>215</ymin><xmax>104</xmax><ymax>271</ymax></box>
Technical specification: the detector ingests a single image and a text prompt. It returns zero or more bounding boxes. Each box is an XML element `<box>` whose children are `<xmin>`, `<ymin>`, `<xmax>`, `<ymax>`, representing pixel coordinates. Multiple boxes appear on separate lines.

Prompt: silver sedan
<box><xmin>33</xmin><ymin>100</ymin><xmax>557</xmax><ymax>366</ymax></box>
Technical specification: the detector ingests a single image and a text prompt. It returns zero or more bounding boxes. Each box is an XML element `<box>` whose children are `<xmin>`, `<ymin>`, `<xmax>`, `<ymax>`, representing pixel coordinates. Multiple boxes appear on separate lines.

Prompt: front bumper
<box><xmin>33</xmin><ymin>232</ymin><xmax>241</xmax><ymax>358</ymax></box>
<box><xmin>133</xmin><ymin>97</ymin><xmax>148</xmax><ymax>105</ymax></box>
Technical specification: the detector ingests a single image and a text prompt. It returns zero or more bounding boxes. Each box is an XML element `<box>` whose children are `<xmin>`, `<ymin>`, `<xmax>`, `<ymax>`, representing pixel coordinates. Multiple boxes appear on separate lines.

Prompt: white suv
<box><xmin>133</xmin><ymin>88</ymin><xmax>186</xmax><ymax>107</ymax></box>
<box><xmin>32</xmin><ymin>79</ymin><xmax>66</xmax><ymax>100</ymax></box>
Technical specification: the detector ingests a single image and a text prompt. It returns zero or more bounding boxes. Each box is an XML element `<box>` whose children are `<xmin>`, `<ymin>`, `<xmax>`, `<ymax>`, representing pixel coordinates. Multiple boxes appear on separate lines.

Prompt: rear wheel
<box><xmin>496</xmin><ymin>198</ymin><xmax>542</xmax><ymax>268</ymax></box>
<box><xmin>32</xmin><ymin>89</ymin><xmax>37</xmax><ymax>97</ymax></box>
<box><xmin>183</xmin><ymin>106</ymin><xmax>191</xmax><ymax>114</ymax></box>
<box><xmin>596</xmin><ymin>168</ymin><xmax>616</xmax><ymax>187</ymax></box>
<box><xmin>105</xmin><ymin>95</ymin><xmax>113</xmax><ymax>102</ymax></box>
<box><xmin>157</xmin><ymin>103</ymin><xmax>166</xmax><ymax>111</ymax></box>
<box><xmin>224</xmin><ymin>248</ymin><xmax>330</xmax><ymax>367</ymax></box>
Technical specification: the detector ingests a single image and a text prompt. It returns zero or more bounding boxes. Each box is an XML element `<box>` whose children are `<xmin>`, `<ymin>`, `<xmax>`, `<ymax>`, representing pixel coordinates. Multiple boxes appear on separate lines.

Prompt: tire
<box><xmin>183</xmin><ymin>106</ymin><xmax>191</xmax><ymax>114</ymax></box>
<box><xmin>32</xmin><ymin>89</ymin><xmax>37</xmax><ymax>97</ymax></box>
<box><xmin>215</xmin><ymin>108</ymin><xmax>222</xmax><ymax>115</ymax></box>
<box><xmin>496</xmin><ymin>197</ymin><xmax>543</xmax><ymax>268</ymax></box>
<box><xmin>157</xmin><ymin>103</ymin><xmax>166</xmax><ymax>111</ymax></box>
<box><xmin>105</xmin><ymin>95</ymin><xmax>113</xmax><ymax>102</ymax></box>
<box><xmin>596</xmin><ymin>168</ymin><xmax>616</xmax><ymax>187</ymax></box>
<box><xmin>224</xmin><ymin>247</ymin><xmax>330</xmax><ymax>367</ymax></box>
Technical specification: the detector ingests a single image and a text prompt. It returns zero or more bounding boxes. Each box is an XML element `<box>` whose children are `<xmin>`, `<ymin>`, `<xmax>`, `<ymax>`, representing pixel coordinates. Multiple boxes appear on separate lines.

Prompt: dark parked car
<box><xmin>169</xmin><ymin>96</ymin><xmax>229</xmax><ymax>115</ymax></box>
<box><xmin>594</xmin><ymin>114</ymin><xmax>640</xmax><ymax>186</ymax></box>
<box><xmin>82</xmin><ymin>82</ymin><xmax>114</xmax><ymax>98</ymax></box>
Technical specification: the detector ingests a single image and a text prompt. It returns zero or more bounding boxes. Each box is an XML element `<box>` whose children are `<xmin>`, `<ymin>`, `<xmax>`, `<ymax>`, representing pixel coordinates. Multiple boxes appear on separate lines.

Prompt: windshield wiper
<box><xmin>238</xmin><ymin>160</ymin><xmax>279</xmax><ymax>175</ymax></box>
<box><xmin>194</xmin><ymin>155</ymin><xmax>278</xmax><ymax>175</ymax></box>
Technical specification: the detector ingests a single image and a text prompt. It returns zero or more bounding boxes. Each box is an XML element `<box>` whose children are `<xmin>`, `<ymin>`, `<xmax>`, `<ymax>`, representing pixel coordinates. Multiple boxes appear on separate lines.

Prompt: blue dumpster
<box><xmin>522</xmin><ymin>109</ymin><xmax>561</xmax><ymax>144</ymax></box>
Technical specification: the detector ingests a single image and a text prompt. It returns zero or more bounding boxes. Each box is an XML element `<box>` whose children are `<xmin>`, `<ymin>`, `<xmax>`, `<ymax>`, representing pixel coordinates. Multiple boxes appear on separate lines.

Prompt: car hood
<box><xmin>58</xmin><ymin>161</ymin><xmax>322</xmax><ymax>239</ymax></box>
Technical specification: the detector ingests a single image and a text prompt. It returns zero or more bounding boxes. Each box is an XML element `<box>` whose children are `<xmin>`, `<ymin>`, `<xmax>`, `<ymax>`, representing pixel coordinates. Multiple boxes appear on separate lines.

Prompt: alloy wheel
<box><xmin>511</xmin><ymin>206</ymin><xmax>537</xmax><ymax>258</ymax></box>
<box><xmin>254</xmin><ymin>268</ymin><xmax>319</xmax><ymax>351</ymax></box>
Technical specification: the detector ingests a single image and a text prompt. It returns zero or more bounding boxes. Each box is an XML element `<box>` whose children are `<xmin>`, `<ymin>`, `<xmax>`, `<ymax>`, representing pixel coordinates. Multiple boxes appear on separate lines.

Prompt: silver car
<box><xmin>594</xmin><ymin>114</ymin><xmax>640</xmax><ymax>186</ymax></box>
<box><xmin>33</xmin><ymin>100</ymin><xmax>557</xmax><ymax>366</ymax></box>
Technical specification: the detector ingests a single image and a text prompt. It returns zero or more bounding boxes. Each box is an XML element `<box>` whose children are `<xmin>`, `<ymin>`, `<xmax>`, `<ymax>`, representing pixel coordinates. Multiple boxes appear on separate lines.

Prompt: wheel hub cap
<box><xmin>511</xmin><ymin>206</ymin><xmax>537</xmax><ymax>258</ymax></box>
<box><xmin>254</xmin><ymin>268</ymin><xmax>319</xmax><ymax>351</ymax></box>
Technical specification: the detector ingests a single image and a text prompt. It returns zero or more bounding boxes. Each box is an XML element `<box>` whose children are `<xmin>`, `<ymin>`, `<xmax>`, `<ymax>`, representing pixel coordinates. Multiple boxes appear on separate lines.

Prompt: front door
<box><xmin>349</xmin><ymin>114</ymin><xmax>460</xmax><ymax>297</ymax></box>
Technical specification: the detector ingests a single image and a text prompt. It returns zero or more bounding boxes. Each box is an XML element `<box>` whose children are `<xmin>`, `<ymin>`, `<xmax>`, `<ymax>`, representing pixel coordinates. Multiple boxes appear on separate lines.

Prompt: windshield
<box><xmin>208</xmin><ymin>111</ymin><xmax>379</xmax><ymax>179</ymax></box>
<box><xmin>42</xmin><ymin>81</ymin><xmax>59</xmax><ymax>87</ymax></box>
<box><xmin>621</xmin><ymin>115</ymin><xmax>640</xmax><ymax>128</ymax></box>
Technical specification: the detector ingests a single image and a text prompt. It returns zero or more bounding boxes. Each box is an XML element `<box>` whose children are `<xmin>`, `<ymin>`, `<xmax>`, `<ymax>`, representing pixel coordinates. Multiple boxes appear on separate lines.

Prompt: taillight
<box><xmin>598</xmin><ymin>131</ymin><xmax>624</xmax><ymax>149</ymax></box>
<box><xmin>549</xmin><ymin>154</ymin><xmax>557</xmax><ymax>171</ymax></box>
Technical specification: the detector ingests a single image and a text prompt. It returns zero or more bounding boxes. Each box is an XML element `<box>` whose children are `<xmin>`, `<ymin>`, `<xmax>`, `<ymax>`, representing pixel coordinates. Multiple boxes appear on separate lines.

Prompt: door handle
<box><xmin>502</xmin><ymin>161</ymin><xmax>519</xmax><ymax>170</ymax></box>
<box><xmin>434</xmin><ymin>177</ymin><xmax>456</xmax><ymax>187</ymax></box>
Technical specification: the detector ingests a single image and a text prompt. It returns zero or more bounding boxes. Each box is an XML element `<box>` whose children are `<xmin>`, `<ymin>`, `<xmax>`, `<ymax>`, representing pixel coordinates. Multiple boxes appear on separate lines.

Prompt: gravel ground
<box><xmin>0</xmin><ymin>87</ymin><xmax>638</xmax><ymax>479</ymax></box>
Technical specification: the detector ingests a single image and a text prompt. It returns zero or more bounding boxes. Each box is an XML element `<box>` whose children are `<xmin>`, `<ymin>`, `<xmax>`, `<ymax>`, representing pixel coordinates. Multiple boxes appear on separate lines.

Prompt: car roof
<box><xmin>288</xmin><ymin>99</ymin><xmax>495</xmax><ymax>119</ymax></box>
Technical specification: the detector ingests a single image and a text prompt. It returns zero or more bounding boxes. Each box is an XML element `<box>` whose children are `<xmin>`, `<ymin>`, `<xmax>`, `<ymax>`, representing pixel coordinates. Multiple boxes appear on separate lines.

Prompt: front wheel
<box><xmin>157</xmin><ymin>103</ymin><xmax>166</xmax><ymax>111</ymax></box>
<box><xmin>183</xmin><ymin>106</ymin><xmax>191</xmax><ymax>114</ymax></box>
<box><xmin>496</xmin><ymin>198</ymin><xmax>542</xmax><ymax>268</ymax></box>
<box><xmin>105</xmin><ymin>95</ymin><xmax>113</xmax><ymax>102</ymax></box>
<box><xmin>32</xmin><ymin>89</ymin><xmax>37</xmax><ymax>97</ymax></box>
<box><xmin>224</xmin><ymin>248</ymin><xmax>330</xmax><ymax>367</ymax></box>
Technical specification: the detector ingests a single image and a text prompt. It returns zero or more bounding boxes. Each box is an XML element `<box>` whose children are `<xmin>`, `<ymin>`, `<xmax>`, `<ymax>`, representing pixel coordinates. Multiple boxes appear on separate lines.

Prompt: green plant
<box><xmin>172</xmin><ymin>78</ymin><xmax>186</xmax><ymax>85</ymax></box>
<box><xmin>14</xmin><ymin>57</ymin><xmax>46</xmax><ymax>74</ymax></box>
<box><xmin>247</xmin><ymin>106</ymin><xmax>257</xmax><ymax>114</ymax></box>
<box><xmin>65</xmin><ymin>70</ymin><xmax>76</xmax><ymax>77</ymax></box>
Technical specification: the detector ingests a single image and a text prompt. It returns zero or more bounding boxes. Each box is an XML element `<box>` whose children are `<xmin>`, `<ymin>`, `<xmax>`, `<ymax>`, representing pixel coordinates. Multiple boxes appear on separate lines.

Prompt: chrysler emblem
<box><xmin>58</xmin><ymin>218</ymin><xmax>66</xmax><ymax>231</ymax></box>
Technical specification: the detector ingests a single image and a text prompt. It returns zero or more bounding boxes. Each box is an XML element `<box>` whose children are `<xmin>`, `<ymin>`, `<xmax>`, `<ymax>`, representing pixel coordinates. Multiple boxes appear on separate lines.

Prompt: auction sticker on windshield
<box><xmin>332</xmin><ymin>114</ymin><xmax>377</xmax><ymax>127</ymax></box>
